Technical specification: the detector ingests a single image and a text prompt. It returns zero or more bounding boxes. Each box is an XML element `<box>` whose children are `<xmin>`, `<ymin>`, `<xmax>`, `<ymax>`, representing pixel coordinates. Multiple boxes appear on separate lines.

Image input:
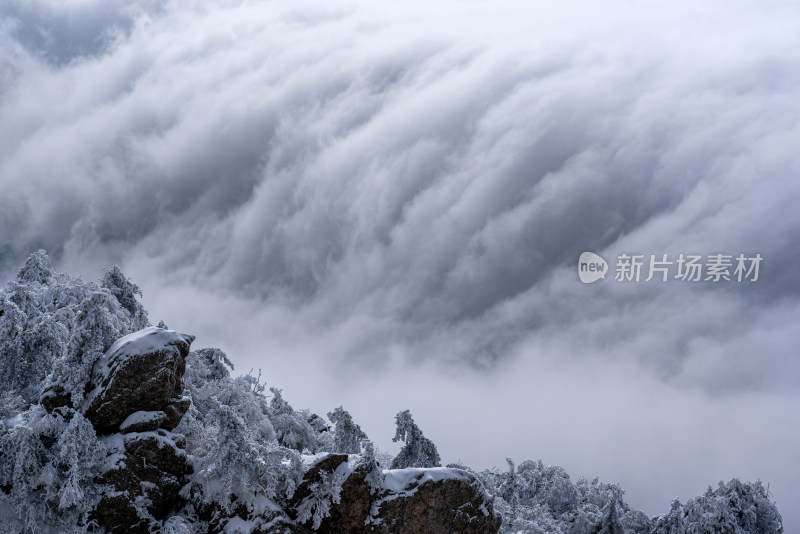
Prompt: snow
<box><xmin>382</xmin><ymin>467</ymin><xmax>474</xmax><ymax>494</ymax></box>
<box><xmin>81</xmin><ymin>326</ymin><xmax>194</xmax><ymax>412</ymax></box>
<box><xmin>123</xmin><ymin>429</ymin><xmax>187</xmax><ymax>455</ymax></box>
<box><xmin>0</xmin><ymin>254</ymin><xmax>784</xmax><ymax>533</ymax></box>
<box><xmin>99</xmin><ymin>432</ymin><xmax>125</xmax><ymax>451</ymax></box>
<box><xmin>120</xmin><ymin>410</ymin><xmax>166</xmax><ymax>431</ymax></box>
<box><xmin>105</xmin><ymin>326</ymin><xmax>194</xmax><ymax>360</ymax></box>
<box><xmin>98</xmin><ymin>433</ymin><xmax>126</xmax><ymax>470</ymax></box>
<box><xmin>99</xmin><ymin>429</ymin><xmax>186</xmax><ymax>471</ymax></box>
<box><xmin>2</xmin><ymin>413</ymin><xmax>24</xmax><ymax>427</ymax></box>
<box><xmin>300</xmin><ymin>454</ymin><xmax>360</xmax><ymax>481</ymax></box>
<box><xmin>301</xmin><ymin>452</ymin><xmax>332</xmax><ymax>469</ymax></box>
<box><xmin>90</xmin><ymin>326</ymin><xmax>194</xmax><ymax>385</ymax></box>
<box><xmin>223</xmin><ymin>517</ymin><xmax>258</xmax><ymax>533</ymax></box>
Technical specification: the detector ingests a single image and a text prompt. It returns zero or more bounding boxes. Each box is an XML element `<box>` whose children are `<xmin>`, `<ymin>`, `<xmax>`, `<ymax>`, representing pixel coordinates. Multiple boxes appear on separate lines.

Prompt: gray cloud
<box><xmin>1</xmin><ymin>0</ymin><xmax>799</xmax><ymax>527</ymax></box>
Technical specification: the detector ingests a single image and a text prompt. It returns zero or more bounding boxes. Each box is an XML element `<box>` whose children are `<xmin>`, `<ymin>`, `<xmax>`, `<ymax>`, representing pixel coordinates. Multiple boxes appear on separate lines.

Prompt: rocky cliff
<box><xmin>39</xmin><ymin>325</ymin><xmax>499</xmax><ymax>533</ymax></box>
<box><xmin>290</xmin><ymin>454</ymin><xmax>500</xmax><ymax>534</ymax></box>
<box><xmin>0</xmin><ymin>256</ymin><xmax>784</xmax><ymax>534</ymax></box>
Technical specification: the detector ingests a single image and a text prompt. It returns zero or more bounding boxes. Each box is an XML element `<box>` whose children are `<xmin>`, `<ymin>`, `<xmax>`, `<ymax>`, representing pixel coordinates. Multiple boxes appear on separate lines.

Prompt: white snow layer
<box><xmin>382</xmin><ymin>467</ymin><xmax>474</xmax><ymax>493</ymax></box>
<box><xmin>82</xmin><ymin>327</ymin><xmax>194</xmax><ymax>411</ymax></box>
<box><xmin>120</xmin><ymin>410</ymin><xmax>166</xmax><ymax>431</ymax></box>
<box><xmin>104</xmin><ymin>327</ymin><xmax>194</xmax><ymax>361</ymax></box>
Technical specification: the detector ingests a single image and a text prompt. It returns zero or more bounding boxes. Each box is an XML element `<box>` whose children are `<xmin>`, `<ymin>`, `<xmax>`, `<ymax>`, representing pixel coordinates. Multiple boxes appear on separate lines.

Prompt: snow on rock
<box><xmin>372</xmin><ymin>466</ymin><xmax>500</xmax><ymax>534</ymax></box>
<box><xmin>223</xmin><ymin>517</ymin><xmax>258</xmax><ymax>533</ymax></box>
<box><xmin>82</xmin><ymin>326</ymin><xmax>195</xmax><ymax>434</ymax></box>
<box><xmin>87</xmin><ymin>326</ymin><xmax>194</xmax><ymax>388</ymax></box>
<box><xmin>301</xmin><ymin>452</ymin><xmax>339</xmax><ymax>469</ymax></box>
<box><xmin>120</xmin><ymin>410</ymin><xmax>168</xmax><ymax>433</ymax></box>
<box><xmin>289</xmin><ymin>455</ymin><xmax>500</xmax><ymax>534</ymax></box>
<box><xmin>93</xmin><ymin>429</ymin><xmax>191</xmax><ymax>534</ymax></box>
<box><xmin>381</xmin><ymin>467</ymin><xmax>475</xmax><ymax>495</ymax></box>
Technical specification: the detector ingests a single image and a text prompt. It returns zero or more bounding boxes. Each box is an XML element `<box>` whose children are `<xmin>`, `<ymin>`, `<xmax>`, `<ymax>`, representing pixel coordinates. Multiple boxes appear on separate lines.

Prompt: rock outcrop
<box><xmin>79</xmin><ymin>327</ymin><xmax>196</xmax><ymax>533</ymax></box>
<box><xmin>373</xmin><ymin>469</ymin><xmax>500</xmax><ymax>534</ymax></box>
<box><xmin>92</xmin><ymin>431</ymin><xmax>191</xmax><ymax>533</ymax></box>
<box><xmin>37</xmin><ymin>325</ymin><xmax>501</xmax><ymax>533</ymax></box>
<box><xmin>291</xmin><ymin>454</ymin><xmax>501</xmax><ymax>534</ymax></box>
<box><xmin>82</xmin><ymin>326</ymin><xmax>195</xmax><ymax>434</ymax></box>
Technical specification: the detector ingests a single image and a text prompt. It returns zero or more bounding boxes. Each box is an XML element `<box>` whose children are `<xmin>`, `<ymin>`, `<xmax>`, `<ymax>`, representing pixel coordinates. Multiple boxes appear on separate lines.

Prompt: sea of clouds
<box><xmin>1</xmin><ymin>0</ymin><xmax>799</xmax><ymax>526</ymax></box>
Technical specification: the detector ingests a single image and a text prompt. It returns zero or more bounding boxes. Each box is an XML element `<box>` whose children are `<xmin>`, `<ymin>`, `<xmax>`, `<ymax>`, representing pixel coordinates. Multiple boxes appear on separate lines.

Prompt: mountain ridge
<box><xmin>0</xmin><ymin>252</ymin><xmax>783</xmax><ymax>533</ymax></box>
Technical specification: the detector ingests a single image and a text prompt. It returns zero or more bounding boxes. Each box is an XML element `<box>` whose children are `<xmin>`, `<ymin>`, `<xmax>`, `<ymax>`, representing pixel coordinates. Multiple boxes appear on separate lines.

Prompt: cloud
<box><xmin>1</xmin><ymin>0</ymin><xmax>799</xmax><ymax>526</ymax></box>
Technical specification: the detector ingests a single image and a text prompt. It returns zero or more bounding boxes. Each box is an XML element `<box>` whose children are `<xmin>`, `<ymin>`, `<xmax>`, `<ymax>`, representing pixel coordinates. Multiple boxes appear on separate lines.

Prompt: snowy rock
<box><xmin>373</xmin><ymin>467</ymin><xmax>501</xmax><ymax>534</ymax></box>
<box><xmin>92</xmin><ymin>430</ymin><xmax>192</xmax><ymax>534</ymax></box>
<box><xmin>289</xmin><ymin>454</ymin><xmax>501</xmax><ymax>534</ymax></box>
<box><xmin>82</xmin><ymin>327</ymin><xmax>195</xmax><ymax>434</ymax></box>
<box><xmin>162</xmin><ymin>395</ymin><xmax>192</xmax><ymax>430</ymax></box>
<box><xmin>290</xmin><ymin>454</ymin><xmax>366</xmax><ymax>530</ymax></box>
<box><xmin>118</xmin><ymin>396</ymin><xmax>191</xmax><ymax>434</ymax></box>
<box><xmin>39</xmin><ymin>385</ymin><xmax>73</xmax><ymax>413</ymax></box>
<box><xmin>119</xmin><ymin>410</ymin><xmax>168</xmax><ymax>433</ymax></box>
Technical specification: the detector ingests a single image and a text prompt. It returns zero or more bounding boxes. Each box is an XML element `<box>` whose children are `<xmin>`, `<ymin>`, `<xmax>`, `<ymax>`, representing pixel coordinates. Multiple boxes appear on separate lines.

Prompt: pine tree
<box><xmin>54</xmin><ymin>411</ymin><xmax>107</xmax><ymax>518</ymax></box>
<box><xmin>595</xmin><ymin>499</ymin><xmax>623</xmax><ymax>534</ymax></box>
<box><xmin>680</xmin><ymin>479</ymin><xmax>783</xmax><ymax>534</ymax></box>
<box><xmin>327</xmin><ymin>406</ymin><xmax>368</xmax><ymax>454</ymax></box>
<box><xmin>44</xmin><ymin>290</ymin><xmax>126</xmax><ymax>407</ymax></box>
<box><xmin>357</xmin><ymin>440</ymin><xmax>385</xmax><ymax>494</ymax></box>
<box><xmin>101</xmin><ymin>265</ymin><xmax>149</xmax><ymax>330</ymax></box>
<box><xmin>187</xmin><ymin>403</ymin><xmax>302</xmax><ymax>514</ymax></box>
<box><xmin>295</xmin><ymin>468</ymin><xmax>347</xmax><ymax>529</ymax></box>
<box><xmin>390</xmin><ymin>410</ymin><xmax>440</xmax><ymax>469</ymax></box>
<box><xmin>16</xmin><ymin>250</ymin><xmax>54</xmax><ymax>285</ymax></box>
<box><xmin>651</xmin><ymin>499</ymin><xmax>685</xmax><ymax>534</ymax></box>
<box><xmin>269</xmin><ymin>388</ymin><xmax>317</xmax><ymax>453</ymax></box>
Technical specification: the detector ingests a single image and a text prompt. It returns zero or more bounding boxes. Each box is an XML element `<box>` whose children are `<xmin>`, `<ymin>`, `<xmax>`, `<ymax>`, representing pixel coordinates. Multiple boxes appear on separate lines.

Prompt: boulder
<box><xmin>92</xmin><ymin>430</ymin><xmax>192</xmax><ymax>534</ymax></box>
<box><xmin>162</xmin><ymin>396</ymin><xmax>192</xmax><ymax>430</ymax></box>
<box><xmin>119</xmin><ymin>410</ymin><xmax>169</xmax><ymax>433</ymax></box>
<box><xmin>118</xmin><ymin>397</ymin><xmax>191</xmax><ymax>434</ymax></box>
<box><xmin>82</xmin><ymin>327</ymin><xmax>195</xmax><ymax>434</ymax></box>
<box><xmin>290</xmin><ymin>455</ymin><xmax>501</xmax><ymax>534</ymax></box>
<box><xmin>373</xmin><ymin>468</ymin><xmax>501</xmax><ymax>534</ymax></box>
<box><xmin>39</xmin><ymin>384</ymin><xmax>72</xmax><ymax>413</ymax></box>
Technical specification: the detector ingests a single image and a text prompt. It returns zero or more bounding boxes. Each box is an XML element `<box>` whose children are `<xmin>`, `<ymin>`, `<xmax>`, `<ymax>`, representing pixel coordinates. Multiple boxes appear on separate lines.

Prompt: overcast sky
<box><xmin>1</xmin><ymin>0</ymin><xmax>799</xmax><ymax>527</ymax></box>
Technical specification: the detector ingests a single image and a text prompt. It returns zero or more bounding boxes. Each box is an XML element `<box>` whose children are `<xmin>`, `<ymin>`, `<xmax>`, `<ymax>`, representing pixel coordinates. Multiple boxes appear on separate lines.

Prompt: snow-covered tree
<box><xmin>303</xmin><ymin>410</ymin><xmax>334</xmax><ymax>452</ymax></box>
<box><xmin>179</xmin><ymin>354</ymin><xmax>276</xmax><ymax>454</ymax></box>
<box><xmin>0</xmin><ymin>252</ymin><xmax>152</xmax><ymax>411</ymax></box>
<box><xmin>54</xmin><ymin>411</ymin><xmax>107</xmax><ymax>516</ymax></box>
<box><xmin>161</xmin><ymin>515</ymin><xmax>192</xmax><ymax>534</ymax></box>
<box><xmin>680</xmin><ymin>479</ymin><xmax>783</xmax><ymax>534</ymax></box>
<box><xmin>477</xmin><ymin>460</ymin><xmax>660</xmax><ymax>534</ymax></box>
<box><xmin>101</xmin><ymin>265</ymin><xmax>149</xmax><ymax>331</ymax></box>
<box><xmin>295</xmin><ymin>467</ymin><xmax>347</xmax><ymax>530</ymax></box>
<box><xmin>43</xmin><ymin>289</ymin><xmax>127</xmax><ymax>408</ymax></box>
<box><xmin>0</xmin><ymin>252</ymin><xmax>786</xmax><ymax>534</ymax></box>
<box><xmin>16</xmin><ymin>249</ymin><xmax>54</xmax><ymax>285</ymax></box>
<box><xmin>269</xmin><ymin>388</ymin><xmax>318</xmax><ymax>453</ymax></box>
<box><xmin>327</xmin><ymin>406</ymin><xmax>368</xmax><ymax>454</ymax></box>
<box><xmin>357</xmin><ymin>440</ymin><xmax>386</xmax><ymax>494</ymax></box>
<box><xmin>0</xmin><ymin>295</ymin><xmax>31</xmax><ymax>401</ymax></box>
<box><xmin>515</xmin><ymin>459</ymin><xmax>579</xmax><ymax>515</ymax></box>
<box><xmin>391</xmin><ymin>409</ymin><xmax>440</xmax><ymax>469</ymax></box>
<box><xmin>651</xmin><ymin>499</ymin><xmax>685</xmax><ymax>534</ymax></box>
<box><xmin>186</xmin><ymin>347</ymin><xmax>235</xmax><ymax>386</ymax></box>
<box><xmin>497</xmin><ymin>458</ymin><xmax>519</xmax><ymax>509</ymax></box>
<box><xmin>596</xmin><ymin>499</ymin><xmax>623</xmax><ymax>534</ymax></box>
<box><xmin>0</xmin><ymin>406</ymin><xmax>107</xmax><ymax>532</ymax></box>
<box><xmin>185</xmin><ymin>403</ymin><xmax>303</xmax><ymax>521</ymax></box>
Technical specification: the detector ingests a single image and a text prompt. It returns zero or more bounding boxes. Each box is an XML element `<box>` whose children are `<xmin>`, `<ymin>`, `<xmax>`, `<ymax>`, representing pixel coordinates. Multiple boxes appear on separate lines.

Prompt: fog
<box><xmin>1</xmin><ymin>0</ymin><xmax>799</xmax><ymax>526</ymax></box>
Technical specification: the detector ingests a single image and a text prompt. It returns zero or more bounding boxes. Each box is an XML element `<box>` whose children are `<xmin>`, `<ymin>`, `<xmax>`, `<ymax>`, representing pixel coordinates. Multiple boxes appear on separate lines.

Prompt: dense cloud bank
<box><xmin>1</xmin><ymin>0</ymin><xmax>798</xmax><ymax>527</ymax></box>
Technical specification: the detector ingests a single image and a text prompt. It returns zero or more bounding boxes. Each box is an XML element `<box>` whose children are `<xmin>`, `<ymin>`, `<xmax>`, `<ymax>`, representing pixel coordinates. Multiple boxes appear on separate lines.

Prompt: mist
<box><xmin>1</xmin><ymin>0</ymin><xmax>799</xmax><ymax>527</ymax></box>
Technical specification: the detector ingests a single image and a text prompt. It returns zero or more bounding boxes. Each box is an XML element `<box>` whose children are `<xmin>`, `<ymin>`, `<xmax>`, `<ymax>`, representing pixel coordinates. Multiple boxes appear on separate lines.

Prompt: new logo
<box><xmin>578</xmin><ymin>252</ymin><xmax>608</xmax><ymax>284</ymax></box>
